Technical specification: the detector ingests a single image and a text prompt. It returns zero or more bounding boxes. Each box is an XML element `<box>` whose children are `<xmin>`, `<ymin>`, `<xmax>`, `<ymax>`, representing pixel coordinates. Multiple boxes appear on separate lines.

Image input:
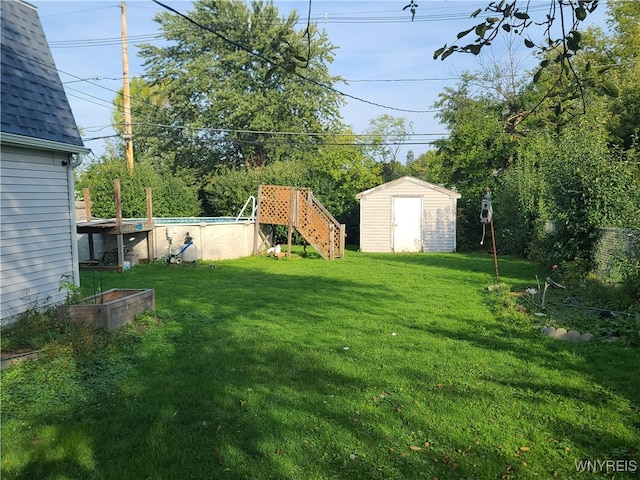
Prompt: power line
<box><xmin>130</xmin><ymin>121</ymin><xmax>448</xmax><ymax>138</ymax></box>
<box><xmin>13</xmin><ymin>27</ymin><xmax>449</xmax><ymax>150</ymax></box>
<box><xmin>49</xmin><ymin>33</ymin><xmax>162</xmax><ymax>49</ymax></box>
<box><xmin>151</xmin><ymin>0</ymin><xmax>435</xmax><ymax>114</ymax></box>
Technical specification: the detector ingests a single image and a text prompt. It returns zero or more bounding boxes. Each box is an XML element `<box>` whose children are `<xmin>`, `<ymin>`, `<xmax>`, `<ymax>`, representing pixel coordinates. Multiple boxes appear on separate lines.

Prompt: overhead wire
<box><xmin>151</xmin><ymin>0</ymin><xmax>434</xmax><ymax>114</ymax></box>
<box><xmin>49</xmin><ymin>33</ymin><xmax>162</xmax><ymax>49</ymax></box>
<box><xmin>33</xmin><ymin>2</ymin><xmax>485</xmax><ymax>148</ymax></box>
<box><xmin>18</xmin><ymin>39</ymin><xmax>534</xmax><ymax>150</ymax></box>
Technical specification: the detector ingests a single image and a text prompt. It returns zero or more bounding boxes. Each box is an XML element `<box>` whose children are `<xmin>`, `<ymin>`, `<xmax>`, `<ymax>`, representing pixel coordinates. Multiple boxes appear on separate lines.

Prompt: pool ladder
<box><xmin>235</xmin><ymin>195</ymin><xmax>257</xmax><ymax>222</ymax></box>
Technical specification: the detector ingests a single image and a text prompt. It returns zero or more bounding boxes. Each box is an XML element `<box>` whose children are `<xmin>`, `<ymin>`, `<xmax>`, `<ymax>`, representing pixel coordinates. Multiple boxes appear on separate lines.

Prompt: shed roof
<box><xmin>356</xmin><ymin>176</ymin><xmax>461</xmax><ymax>200</ymax></box>
<box><xmin>1</xmin><ymin>0</ymin><xmax>86</xmax><ymax>151</ymax></box>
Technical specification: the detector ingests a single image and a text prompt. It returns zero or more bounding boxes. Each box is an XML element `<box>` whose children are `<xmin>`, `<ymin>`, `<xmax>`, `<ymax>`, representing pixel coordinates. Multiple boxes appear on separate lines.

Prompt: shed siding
<box><xmin>423</xmin><ymin>196</ymin><xmax>457</xmax><ymax>252</ymax></box>
<box><xmin>1</xmin><ymin>145</ymin><xmax>75</xmax><ymax>323</ymax></box>
<box><xmin>358</xmin><ymin>177</ymin><xmax>459</xmax><ymax>253</ymax></box>
<box><xmin>360</xmin><ymin>194</ymin><xmax>393</xmax><ymax>252</ymax></box>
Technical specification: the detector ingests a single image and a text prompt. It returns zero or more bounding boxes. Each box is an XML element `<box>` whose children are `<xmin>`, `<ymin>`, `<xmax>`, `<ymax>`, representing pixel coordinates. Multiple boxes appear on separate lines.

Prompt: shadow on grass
<box><xmin>401</xmin><ymin>314</ymin><xmax>639</xmax><ymax>470</ymax></box>
<box><xmin>2</xmin><ymin>256</ymin><xmax>638</xmax><ymax>479</ymax></box>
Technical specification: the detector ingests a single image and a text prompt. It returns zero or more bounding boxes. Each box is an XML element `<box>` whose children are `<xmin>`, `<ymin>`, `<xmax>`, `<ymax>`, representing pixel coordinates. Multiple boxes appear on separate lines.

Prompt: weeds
<box><xmin>0</xmin><ymin>309</ymin><xmax>61</xmax><ymax>354</ymax></box>
<box><xmin>595</xmin><ymin>314</ymin><xmax>640</xmax><ymax>345</ymax></box>
<box><xmin>58</xmin><ymin>274</ymin><xmax>85</xmax><ymax>305</ymax></box>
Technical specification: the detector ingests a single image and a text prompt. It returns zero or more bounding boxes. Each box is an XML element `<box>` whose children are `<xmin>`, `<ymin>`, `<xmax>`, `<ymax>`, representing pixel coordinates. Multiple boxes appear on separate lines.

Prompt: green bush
<box><xmin>77</xmin><ymin>159</ymin><xmax>202</xmax><ymax>218</ymax></box>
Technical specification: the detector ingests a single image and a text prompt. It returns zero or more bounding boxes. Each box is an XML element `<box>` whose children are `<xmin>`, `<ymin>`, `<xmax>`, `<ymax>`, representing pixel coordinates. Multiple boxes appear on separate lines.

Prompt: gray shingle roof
<box><xmin>1</xmin><ymin>0</ymin><xmax>85</xmax><ymax>148</ymax></box>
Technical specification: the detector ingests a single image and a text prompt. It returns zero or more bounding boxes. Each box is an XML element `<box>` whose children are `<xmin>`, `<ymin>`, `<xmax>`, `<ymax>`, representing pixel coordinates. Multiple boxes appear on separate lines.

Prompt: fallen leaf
<box><xmin>519</xmin><ymin>446</ymin><xmax>530</xmax><ymax>452</ymax></box>
<box><xmin>410</xmin><ymin>445</ymin><xmax>422</xmax><ymax>451</ymax></box>
<box><xmin>436</xmin><ymin>383</ymin><xmax>443</xmax><ymax>388</ymax></box>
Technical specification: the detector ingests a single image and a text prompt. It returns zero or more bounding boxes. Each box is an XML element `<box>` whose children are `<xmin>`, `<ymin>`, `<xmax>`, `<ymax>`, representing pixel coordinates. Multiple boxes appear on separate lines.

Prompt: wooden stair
<box><xmin>255</xmin><ymin>185</ymin><xmax>345</xmax><ymax>260</ymax></box>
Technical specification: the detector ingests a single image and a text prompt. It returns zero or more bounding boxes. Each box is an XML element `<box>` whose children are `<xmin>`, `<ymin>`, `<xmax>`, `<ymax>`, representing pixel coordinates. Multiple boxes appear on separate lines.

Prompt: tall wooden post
<box><xmin>146</xmin><ymin>187</ymin><xmax>155</xmax><ymax>262</ymax></box>
<box><xmin>253</xmin><ymin>185</ymin><xmax>262</xmax><ymax>255</ymax></box>
<box><xmin>114</xmin><ymin>179</ymin><xmax>124</xmax><ymax>270</ymax></box>
<box><xmin>287</xmin><ymin>188</ymin><xmax>295</xmax><ymax>256</ymax></box>
<box><xmin>490</xmin><ymin>218</ymin><xmax>499</xmax><ymax>282</ymax></box>
<box><xmin>121</xmin><ymin>1</ymin><xmax>134</xmax><ymax>171</ymax></box>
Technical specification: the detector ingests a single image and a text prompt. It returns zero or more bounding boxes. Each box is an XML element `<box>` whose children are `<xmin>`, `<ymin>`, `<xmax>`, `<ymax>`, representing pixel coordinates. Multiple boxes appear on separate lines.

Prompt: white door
<box><xmin>392</xmin><ymin>197</ymin><xmax>422</xmax><ymax>252</ymax></box>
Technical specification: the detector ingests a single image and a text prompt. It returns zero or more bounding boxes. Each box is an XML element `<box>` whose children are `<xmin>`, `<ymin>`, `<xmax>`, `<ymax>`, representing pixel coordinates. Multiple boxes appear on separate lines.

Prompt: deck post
<box><xmin>83</xmin><ymin>188</ymin><xmax>92</xmax><ymax>222</ymax></box>
<box><xmin>253</xmin><ymin>185</ymin><xmax>262</xmax><ymax>255</ymax></box>
<box><xmin>146</xmin><ymin>187</ymin><xmax>155</xmax><ymax>262</ymax></box>
<box><xmin>114</xmin><ymin>179</ymin><xmax>124</xmax><ymax>270</ymax></box>
<box><xmin>287</xmin><ymin>188</ymin><xmax>295</xmax><ymax>256</ymax></box>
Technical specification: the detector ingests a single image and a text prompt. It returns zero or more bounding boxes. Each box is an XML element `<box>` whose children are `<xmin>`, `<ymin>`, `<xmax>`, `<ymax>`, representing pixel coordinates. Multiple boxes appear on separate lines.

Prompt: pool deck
<box><xmin>77</xmin><ymin>218</ymin><xmax>155</xmax><ymax>270</ymax></box>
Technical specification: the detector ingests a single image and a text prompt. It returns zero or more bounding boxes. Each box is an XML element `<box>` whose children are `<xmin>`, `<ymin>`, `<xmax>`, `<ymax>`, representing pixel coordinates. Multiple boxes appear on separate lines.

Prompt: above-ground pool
<box><xmin>77</xmin><ymin>216</ymin><xmax>265</xmax><ymax>264</ymax></box>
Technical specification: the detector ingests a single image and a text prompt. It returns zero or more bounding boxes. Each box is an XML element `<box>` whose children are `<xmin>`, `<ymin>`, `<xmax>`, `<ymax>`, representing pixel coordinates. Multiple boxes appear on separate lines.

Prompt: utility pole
<box><xmin>121</xmin><ymin>1</ymin><xmax>134</xmax><ymax>171</ymax></box>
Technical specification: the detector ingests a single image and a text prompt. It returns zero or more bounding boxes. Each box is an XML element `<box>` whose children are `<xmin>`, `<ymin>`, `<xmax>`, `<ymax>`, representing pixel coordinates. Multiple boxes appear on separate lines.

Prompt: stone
<box><xmin>541</xmin><ymin>326</ymin><xmax>556</xmax><ymax>336</ymax></box>
<box><xmin>549</xmin><ymin>327</ymin><xmax>568</xmax><ymax>339</ymax></box>
<box><xmin>564</xmin><ymin>330</ymin><xmax>582</xmax><ymax>341</ymax></box>
<box><xmin>579</xmin><ymin>332</ymin><xmax>593</xmax><ymax>342</ymax></box>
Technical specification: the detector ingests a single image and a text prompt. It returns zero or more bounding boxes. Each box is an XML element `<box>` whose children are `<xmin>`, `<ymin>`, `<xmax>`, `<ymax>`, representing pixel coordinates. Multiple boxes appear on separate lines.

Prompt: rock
<box><xmin>564</xmin><ymin>330</ymin><xmax>582</xmax><ymax>342</ymax></box>
<box><xmin>579</xmin><ymin>332</ymin><xmax>593</xmax><ymax>342</ymax></box>
<box><xmin>542</xmin><ymin>326</ymin><xmax>593</xmax><ymax>342</ymax></box>
<box><xmin>549</xmin><ymin>327</ymin><xmax>568</xmax><ymax>339</ymax></box>
<box><xmin>541</xmin><ymin>326</ymin><xmax>556</xmax><ymax>336</ymax></box>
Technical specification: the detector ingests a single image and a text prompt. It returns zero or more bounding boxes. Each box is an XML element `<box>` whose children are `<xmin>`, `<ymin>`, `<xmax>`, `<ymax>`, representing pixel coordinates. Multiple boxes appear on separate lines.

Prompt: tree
<box><xmin>602</xmin><ymin>1</ymin><xmax>640</xmax><ymax>150</ymax></box>
<box><xmin>362</xmin><ymin>115</ymin><xmax>413</xmax><ymax>182</ymax></box>
<box><xmin>136</xmin><ymin>0</ymin><xmax>345</xmax><ymax>173</ymax></box>
<box><xmin>306</xmin><ymin>133</ymin><xmax>381</xmax><ymax>239</ymax></box>
<box><xmin>77</xmin><ymin>159</ymin><xmax>202</xmax><ymax>218</ymax></box>
<box><xmin>407</xmin><ymin>1</ymin><xmax>601</xmax><ymax>120</ymax></box>
<box><xmin>406</xmin><ymin>149</ymin><xmax>445</xmax><ymax>185</ymax></box>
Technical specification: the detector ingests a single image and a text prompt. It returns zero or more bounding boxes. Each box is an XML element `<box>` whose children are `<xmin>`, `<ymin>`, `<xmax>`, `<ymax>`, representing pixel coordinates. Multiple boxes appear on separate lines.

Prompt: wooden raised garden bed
<box><xmin>58</xmin><ymin>288</ymin><xmax>155</xmax><ymax>331</ymax></box>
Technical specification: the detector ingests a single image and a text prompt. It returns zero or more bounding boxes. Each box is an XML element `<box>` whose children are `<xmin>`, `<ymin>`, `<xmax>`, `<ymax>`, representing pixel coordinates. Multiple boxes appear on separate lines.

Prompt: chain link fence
<box><xmin>594</xmin><ymin>228</ymin><xmax>640</xmax><ymax>283</ymax></box>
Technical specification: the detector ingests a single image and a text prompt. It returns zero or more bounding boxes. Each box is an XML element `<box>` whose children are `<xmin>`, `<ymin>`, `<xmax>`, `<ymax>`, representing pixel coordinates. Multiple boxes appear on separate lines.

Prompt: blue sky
<box><xmin>32</xmin><ymin>0</ymin><xmax>610</xmax><ymax>161</ymax></box>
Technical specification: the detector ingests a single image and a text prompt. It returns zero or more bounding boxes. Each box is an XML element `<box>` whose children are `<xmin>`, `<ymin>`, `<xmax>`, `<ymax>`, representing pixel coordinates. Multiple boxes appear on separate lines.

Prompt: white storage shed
<box><xmin>356</xmin><ymin>176</ymin><xmax>461</xmax><ymax>253</ymax></box>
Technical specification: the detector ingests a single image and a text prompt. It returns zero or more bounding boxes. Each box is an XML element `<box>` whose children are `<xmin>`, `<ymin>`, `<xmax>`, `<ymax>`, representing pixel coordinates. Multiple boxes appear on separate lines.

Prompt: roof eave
<box><xmin>356</xmin><ymin>175</ymin><xmax>461</xmax><ymax>200</ymax></box>
<box><xmin>0</xmin><ymin>132</ymin><xmax>90</xmax><ymax>154</ymax></box>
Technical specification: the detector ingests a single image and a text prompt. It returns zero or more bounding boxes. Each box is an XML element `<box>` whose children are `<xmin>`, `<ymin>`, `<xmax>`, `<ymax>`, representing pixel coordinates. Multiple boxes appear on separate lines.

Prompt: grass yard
<box><xmin>1</xmin><ymin>251</ymin><xmax>638</xmax><ymax>479</ymax></box>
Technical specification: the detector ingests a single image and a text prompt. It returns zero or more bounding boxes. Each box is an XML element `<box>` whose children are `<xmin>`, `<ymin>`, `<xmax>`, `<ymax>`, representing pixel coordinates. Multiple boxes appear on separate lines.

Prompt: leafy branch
<box><xmin>406</xmin><ymin>1</ymin><xmax>613</xmax><ymax>125</ymax></box>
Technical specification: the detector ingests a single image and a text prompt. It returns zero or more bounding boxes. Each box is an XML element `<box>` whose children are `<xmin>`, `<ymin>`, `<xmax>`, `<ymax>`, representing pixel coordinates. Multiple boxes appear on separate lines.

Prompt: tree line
<box><xmin>78</xmin><ymin>0</ymin><xmax>639</xmax><ymax>280</ymax></box>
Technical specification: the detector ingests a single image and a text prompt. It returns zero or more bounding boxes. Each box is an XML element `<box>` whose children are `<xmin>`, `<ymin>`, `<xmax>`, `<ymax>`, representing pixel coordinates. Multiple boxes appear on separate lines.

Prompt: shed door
<box><xmin>392</xmin><ymin>197</ymin><xmax>422</xmax><ymax>252</ymax></box>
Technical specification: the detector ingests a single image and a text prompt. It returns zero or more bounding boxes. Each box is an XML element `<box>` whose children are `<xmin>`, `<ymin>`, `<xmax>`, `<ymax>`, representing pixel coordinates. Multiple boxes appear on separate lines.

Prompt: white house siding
<box><xmin>1</xmin><ymin>145</ymin><xmax>77</xmax><ymax>324</ymax></box>
<box><xmin>357</xmin><ymin>176</ymin><xmax>460</xmax><ymax>253</ymax></box>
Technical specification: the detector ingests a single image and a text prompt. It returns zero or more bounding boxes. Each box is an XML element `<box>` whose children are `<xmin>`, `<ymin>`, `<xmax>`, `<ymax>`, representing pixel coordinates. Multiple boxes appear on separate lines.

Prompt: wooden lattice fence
<box><xmin>255</xmin><ymin>185</ymin><xmax>345</xmax><ymax>260</ymax></box>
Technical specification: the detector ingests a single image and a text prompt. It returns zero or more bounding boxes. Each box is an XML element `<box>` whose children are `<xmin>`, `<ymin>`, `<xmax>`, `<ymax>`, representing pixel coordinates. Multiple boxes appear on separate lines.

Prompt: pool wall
<box><xmin>78</xmin><ymin>218</ymin><xmax>271</xmax><ymax>264</ymax></box>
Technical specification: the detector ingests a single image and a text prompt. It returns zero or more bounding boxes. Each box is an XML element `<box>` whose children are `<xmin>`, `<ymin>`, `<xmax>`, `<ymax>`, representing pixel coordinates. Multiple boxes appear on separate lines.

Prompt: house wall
<box><xmin>0</xmin><ymin>145</ymin><xmax>76</xmax><ymax>324</ymax></box>
<box><xmin>359</xmin><ymin>180</ymin><xmax>458</xmax><ymax>253</ymax></box>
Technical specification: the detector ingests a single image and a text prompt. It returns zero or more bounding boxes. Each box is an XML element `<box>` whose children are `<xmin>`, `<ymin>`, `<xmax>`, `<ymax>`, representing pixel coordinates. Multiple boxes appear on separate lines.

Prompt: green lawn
<box><xmin>2</xmin><ymin>251</ymin><xmax>638</xmax><ymax>479</ymax></box>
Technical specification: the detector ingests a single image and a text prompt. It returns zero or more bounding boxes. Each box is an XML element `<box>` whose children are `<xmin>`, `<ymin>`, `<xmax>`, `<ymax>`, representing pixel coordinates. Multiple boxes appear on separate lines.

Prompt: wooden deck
<box><xmin>77</xmin><ymin>219</ymin><xmax>155</xmax><ymax>270</ymax></box>
<box><xmin>78</xmin><ymin>181</ymin><xmax>155</xmax><ymax>271</ymax></box>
